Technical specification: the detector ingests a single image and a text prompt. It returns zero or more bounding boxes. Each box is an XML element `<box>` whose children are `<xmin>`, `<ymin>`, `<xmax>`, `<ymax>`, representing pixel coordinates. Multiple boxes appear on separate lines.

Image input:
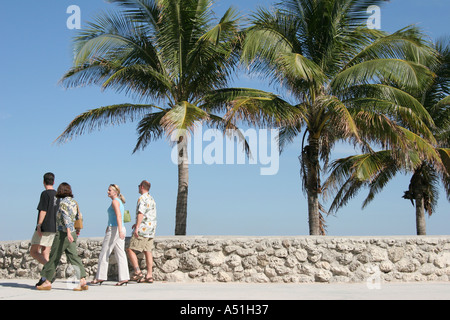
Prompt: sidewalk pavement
<box><xmin>0</xmin><ymin>279</ymin><xmax>449</xmax><ymax>300</ymax></box>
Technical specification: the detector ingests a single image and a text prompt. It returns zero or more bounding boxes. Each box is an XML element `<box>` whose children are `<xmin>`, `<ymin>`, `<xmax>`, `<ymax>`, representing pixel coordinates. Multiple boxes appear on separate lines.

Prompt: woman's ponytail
<box><xmin>110</xmin><ymin>184</ymin><xmax>126</xmax><ymax>204</ymax></box>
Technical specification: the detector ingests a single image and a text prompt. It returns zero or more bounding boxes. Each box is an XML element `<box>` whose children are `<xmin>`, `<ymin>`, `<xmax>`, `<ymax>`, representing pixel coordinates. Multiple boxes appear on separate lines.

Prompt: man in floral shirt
<box><xmin>127</xmin><ymin>180</ymin><xmax>157</xmax><ymax>283</ymax></box>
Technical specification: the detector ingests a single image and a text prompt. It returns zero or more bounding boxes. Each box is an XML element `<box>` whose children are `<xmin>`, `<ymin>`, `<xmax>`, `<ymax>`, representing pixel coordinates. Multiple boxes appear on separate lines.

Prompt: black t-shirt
<box><xmin>36</xmin><ymin>189</ymin><xmax>60</xmax><ymax>232</ymax></box>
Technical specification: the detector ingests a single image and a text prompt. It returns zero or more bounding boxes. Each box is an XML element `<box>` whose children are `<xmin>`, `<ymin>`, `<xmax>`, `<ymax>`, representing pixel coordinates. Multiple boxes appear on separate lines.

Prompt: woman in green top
<box><xmin>36</xmin><ymin>182</ymin><xmax>88</xmax><ymax>291</ymax></box>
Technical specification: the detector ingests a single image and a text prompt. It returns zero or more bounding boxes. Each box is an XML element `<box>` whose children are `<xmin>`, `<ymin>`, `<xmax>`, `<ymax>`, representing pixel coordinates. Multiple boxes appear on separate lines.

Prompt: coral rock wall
<box><xmin>1</xmin><ymin>236</ymin><xmax>450</xmax><ymax>283</ymax></box>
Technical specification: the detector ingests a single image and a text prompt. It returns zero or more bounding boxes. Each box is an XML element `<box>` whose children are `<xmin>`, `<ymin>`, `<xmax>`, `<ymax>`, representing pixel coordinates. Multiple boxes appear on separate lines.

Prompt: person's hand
<box><xmin>37</xmin><ymin>225</ymin><xmax>42</xmax><ymax>237</ymax></box>
<box><xmin>67</xmin><ymin>232</ymin><xmax>74</xmax><ymax>243</ymax></box>
<box><xmin>133</xmin><ymin>229</ymin><xmax>139</xmax><ymax>238</ymax></box>
<box><xmin>119</xmin><ymin>230</ymin><xmax>125</xmax><ymax>240</ymax></box>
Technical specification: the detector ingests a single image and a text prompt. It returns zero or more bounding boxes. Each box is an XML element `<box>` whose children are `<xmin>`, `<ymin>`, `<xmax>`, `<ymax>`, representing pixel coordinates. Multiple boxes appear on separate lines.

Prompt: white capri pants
<box><xmin>96</xmin><ymin>226</ymin><xmax>130</xmax><ymax>281</ymax></box>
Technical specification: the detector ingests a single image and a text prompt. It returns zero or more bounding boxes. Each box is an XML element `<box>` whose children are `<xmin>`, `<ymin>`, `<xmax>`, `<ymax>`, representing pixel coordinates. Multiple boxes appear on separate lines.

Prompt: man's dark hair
<box><xmin>43</xmin><ymin>172</ymin><xmax>55</xmax><ymax>186</ymax></box>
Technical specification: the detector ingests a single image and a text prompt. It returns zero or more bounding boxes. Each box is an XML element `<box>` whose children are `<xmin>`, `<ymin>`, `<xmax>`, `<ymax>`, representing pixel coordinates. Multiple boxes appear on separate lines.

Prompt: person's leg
<box><xmin>127</xmin><ymin>235</ymin><xmax>144</xmax><ymax>280</ymax></box>
<box><xmin>41</xmin><ymin>245</ymin><xmax>52</xmax><ymax>263</ymax></box>
<box><xmin>30</xmin><ymin>231</ymin><xmax>49</xmax><ymax>264</ymax></box>
<box><xmin>94</xmin><ymin>227</ymin><xmax>113</xmax><ymax>281</ymax></box>
<box><xmin>30</xmin><ymin>244</ymin><xmax>48</xmax><ymax>264</ymax></box>
<box><xmin>40</xmin><ymin>233</ymin><xmax>56</xmax><ymax>262</ymax></box>
<box><xmin>64</xmin><ymin>232</ymin><xmax>87</xmax><ymax>279</ymax></box>
<box><xmin>127</xmin><ymin>247</ymin><xmax>143</xmax><ymax>279</ymax></box>
<box><xmin>138</xmin><ymin>238</ymin><xmax>154</xmax><ymax>283</ymax></box>
<box><xmin>37</xmin><ymin>232</ymin><xmax>65</xmax><ymax>289</ymax></box>
<box><xmin>143</xmin><ymin>250</ymin><xmax>153</xmax><ymax>281</ymax></box>
<box><xmin>64</xmin><ymin>232</ymin><xmax>88</xmax><ymax>290</ymax></box>
<box><xmin>113</xmin><ymin>228</ymin><xmax>130</xmax><ymax>283</ymax></box>
<box><xmin>126</xmin><ymin>247</ymin><xmax>139</xmax><ymax>270</ymax></box>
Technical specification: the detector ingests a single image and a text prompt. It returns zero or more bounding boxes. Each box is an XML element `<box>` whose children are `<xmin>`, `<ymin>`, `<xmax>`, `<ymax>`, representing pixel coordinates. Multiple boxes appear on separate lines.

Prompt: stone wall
<box><xmin>1</xmin><ymin>236</ymin><xmax>450</xmax><ymax>283</ymax></box>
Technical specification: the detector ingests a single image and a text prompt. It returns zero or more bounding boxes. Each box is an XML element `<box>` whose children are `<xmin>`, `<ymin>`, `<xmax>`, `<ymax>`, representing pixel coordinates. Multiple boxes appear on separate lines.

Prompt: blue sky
<box><xmin>0</xmin><ymin>0</ymin><xmax>449</xmax><ymax>241</ymax></box>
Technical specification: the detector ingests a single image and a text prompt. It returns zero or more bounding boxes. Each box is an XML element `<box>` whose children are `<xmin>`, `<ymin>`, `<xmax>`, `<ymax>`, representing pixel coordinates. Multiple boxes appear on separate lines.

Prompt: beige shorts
<box><xmin>31</xmin><ymin>231</ymin><xmax>56</xmax><ymax>247</ymax></box>
<box><xmin>129</xmin><ymin>235</ymin><xmax>154</xmax><ymax>253</ymax></box>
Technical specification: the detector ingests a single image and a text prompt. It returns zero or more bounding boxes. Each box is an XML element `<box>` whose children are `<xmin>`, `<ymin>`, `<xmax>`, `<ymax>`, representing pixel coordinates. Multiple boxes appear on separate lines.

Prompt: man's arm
<box><xmin>36</xmin><ymin>191</ymin><xmax>50</xmax><ymax>236</ymax></box>
<box><xmin>36</xmin><ymin>211</ymin><xmax>47</xmax><ymax>236</ymax></box>
<box><xmin>133</xmin><ymin>212</ymin><xmax>144</xmax><ymax>237</ymax></box>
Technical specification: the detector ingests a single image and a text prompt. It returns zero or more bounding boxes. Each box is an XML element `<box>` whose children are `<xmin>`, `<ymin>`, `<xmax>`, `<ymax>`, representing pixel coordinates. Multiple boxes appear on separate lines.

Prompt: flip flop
<box><xmin>73</xmin><ymin>285</ymin><xmax>89</xmax><ymax>291</ymax></box>
<box><xmin>36</xmin><ymin>284</ymin><xmax>52</xmax><ymax>291</ymax></box>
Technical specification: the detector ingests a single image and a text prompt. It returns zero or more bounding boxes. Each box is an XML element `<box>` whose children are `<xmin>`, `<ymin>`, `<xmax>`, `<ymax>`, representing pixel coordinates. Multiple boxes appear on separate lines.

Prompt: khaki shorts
<box><xmin>31</xmin><ymin>231</ymin><xmax>56</xmax><ymax>247</ymax></box>
<box><xmin>129</xmin><ymin>235</ymin><xmax>154</xmax><ymax>253</ymax></box>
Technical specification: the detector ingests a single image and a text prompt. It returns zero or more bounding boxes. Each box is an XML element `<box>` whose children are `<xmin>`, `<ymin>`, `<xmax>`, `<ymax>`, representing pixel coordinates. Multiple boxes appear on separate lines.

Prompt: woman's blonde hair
<box><xmin>109</xmin><ymin>184</ymin><xmax>126</xmax><ymax>204</ymax></box>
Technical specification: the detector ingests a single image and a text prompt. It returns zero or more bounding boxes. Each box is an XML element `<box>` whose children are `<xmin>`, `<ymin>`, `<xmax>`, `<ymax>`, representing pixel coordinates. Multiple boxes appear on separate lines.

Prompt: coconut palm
<box><xmin>56</xmin><ymin>0</ymin><xmax>291</xmax><ymax>235</ymax></box>
<box><xmin>325</xmin><ymin>38</ymin><xmax>450</xmax><ymax>235</ymax></box>
<box><xmin>239</xmin><ymin>0</ymin><xmax>438</xmax><ymax>235</ymax></box>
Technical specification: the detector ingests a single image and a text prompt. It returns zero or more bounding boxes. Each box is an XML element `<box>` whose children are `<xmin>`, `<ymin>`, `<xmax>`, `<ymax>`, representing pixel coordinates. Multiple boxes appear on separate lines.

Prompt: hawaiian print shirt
<box><xmin>57</xmin><ymin>197</ymin><xmax>78</xmax><ymax>233</ymax></box>
<box><xmin>136</xmin><ymin>193</ymin><xmax>157</xmax><ymax>238</ymax></box>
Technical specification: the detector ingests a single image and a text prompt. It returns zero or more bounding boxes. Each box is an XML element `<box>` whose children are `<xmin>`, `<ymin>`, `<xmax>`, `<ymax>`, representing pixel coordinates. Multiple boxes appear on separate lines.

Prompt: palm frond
<box><xmin>61</xmin><ymin>6</ymin><xmax>169</xmax><ymax>101</ymax></box>
<box><xmin>160</xmin><ymin>101</ymin><xmax>210</xmax><ymax>141</ymax></box>
<box><xmin>325</xmin><ymin>150</ymin><xmax>400</xmax><ymax>213</ymax></box>
<box><xmin>55</xmin><ymin>104</ymin><xmax>157</xmax><ymax>144</ymax></box>
<box><xmin>438</xmin><ymin>148</ymin><xmax>450</xmax><ymax>171</ymax></box>
<box><xmin>403</xmin><ymin>163</ymin><xmax>440</xmax><ymax>215</ymax></box>
<box><xmin>398</xmin><ymin>127</ymin><xmax>441</xmax><ymax>167</ymax></box>
<box><xmin>100</xmin><ymin>64</ymin><xmax>174</xmax><ymax>101</ymax></box>
<box><xmin>133</xmin><ymin>110</ymin><xmax>167</xmax><ymax>152</ymax></box>
<box><xmin>278</xmin><ymin>119</ymin><xmax>304</xmax><ymax>153</ymax></box>
<box><xmin>201</xmin><ymin>87</ymin><xmax>300</xmax><ymax>128</ymax></box>
<box><xmin>437</xmin><ymin>148</ymin><xmax>450</xmax><ymax>201</ymax></box>
<box><xmin>207</xmin><ymin>114</ymin><xmax>252</xmax><ymax>159</ymax></box>
<box><xmin>105</xmin><ymin>0</ymin><xmax>161</xmax><ymax>25</ymax></box>
<box><xmin>342</xmin><ymin>84</ymin><xmax>436</xmax><ymax>139</ymax></box>
<box><xmin>277</xmin><ymin>52</ymin><xmax>327</xmax><ymax>85</ymax></box>
<box><xmin>321</xmin><ymin>95</ymin><xmax>360</xmax><ymax>141</ymax></box>
<box><xmin>72</xmin><ymin>10</ymin><xmax>154</xmax><ymax>68</ymax></box>
<box><xmin>241</xmin><ymin>7</ymin><xmax>299</xmax><ymax>81</ymax></box>
<box><xmin>332</xmin><ymin>58</ymin><xmax>435</xmax><ymax>93</ymax></box>
<box><xmin>200</xmin><ymin>7</ymin><xmax>240</xmax><ymax>46</ymax></box>
<box><xmin>345</xmin><ymin>25</ymin><xmax>438</xmax><ymax>69</ymax></box>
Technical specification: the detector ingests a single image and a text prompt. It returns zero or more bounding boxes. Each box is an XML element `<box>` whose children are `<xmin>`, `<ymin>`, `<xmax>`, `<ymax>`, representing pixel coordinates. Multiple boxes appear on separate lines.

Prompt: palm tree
<box><xmin>239</xmin><ymin>0</ymin><xmax>438</xmax><ymax>235</ymax></box>
<box><xmin>325</xmin><ymin>38</ymin><xmax>450</xmax><ymax>235</ymax></box>
<box><xmin>56</xmin><ymin>0</ymin><xmax>290</xmax><ymax>235</ymax></box>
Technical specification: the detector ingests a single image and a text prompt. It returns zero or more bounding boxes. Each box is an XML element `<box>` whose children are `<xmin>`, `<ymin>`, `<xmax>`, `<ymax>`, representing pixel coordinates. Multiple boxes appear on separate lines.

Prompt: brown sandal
<box><xmin>138</xmin><ymin>277</ymin><xmax>154</xmax><ymax>283</ymax></box>
<box><xmin>130</xmin><ymin>272</ymin><xmax>144</xmax><ymax>282</ymax></box>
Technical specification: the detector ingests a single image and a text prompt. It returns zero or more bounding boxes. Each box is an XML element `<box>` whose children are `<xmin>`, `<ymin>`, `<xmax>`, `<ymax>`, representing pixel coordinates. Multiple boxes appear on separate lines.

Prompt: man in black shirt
<box><xmin>30</xmin><ymin>172</ymin><xmax>60</xmax><ymax>264</ymax></box>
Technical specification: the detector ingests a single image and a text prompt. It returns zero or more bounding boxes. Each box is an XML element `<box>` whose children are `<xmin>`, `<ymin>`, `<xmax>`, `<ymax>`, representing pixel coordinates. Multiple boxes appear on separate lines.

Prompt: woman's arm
<box><xmin>67</xmin><ymin>227</ymin><xmax>74</xmax><ymax>243</ymax></box>
<box><xmin>60</xmin><ymin>202</ymin><xmax>75</xmax><ymax>242</ymax></box>
<box><xmin>112</xmin><ymin>199</ymin><xmax>125</xmax><ymax>240</ymax></box>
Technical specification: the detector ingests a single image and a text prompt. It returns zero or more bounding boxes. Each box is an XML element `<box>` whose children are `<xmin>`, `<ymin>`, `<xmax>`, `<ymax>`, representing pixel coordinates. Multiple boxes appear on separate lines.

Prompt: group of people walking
<box><xmin>30</xmin><ymin>172</ymin><xmax>157</xmax><ymax>291</ymax></box>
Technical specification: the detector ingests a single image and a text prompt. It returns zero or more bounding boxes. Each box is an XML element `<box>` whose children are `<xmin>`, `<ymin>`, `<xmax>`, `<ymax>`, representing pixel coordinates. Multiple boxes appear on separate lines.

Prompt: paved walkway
<box><xmin>0</xmin><ymin>279</ymin><xmax>449</xmax><ymax>300</ymax></box>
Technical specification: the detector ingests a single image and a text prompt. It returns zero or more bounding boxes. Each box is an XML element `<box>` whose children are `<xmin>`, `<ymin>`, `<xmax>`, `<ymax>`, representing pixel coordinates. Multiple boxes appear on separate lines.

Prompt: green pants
<box><xmin>41</xmin><ymin>231</ymin><xmax>86</xmax><ymax>280</ymax></box>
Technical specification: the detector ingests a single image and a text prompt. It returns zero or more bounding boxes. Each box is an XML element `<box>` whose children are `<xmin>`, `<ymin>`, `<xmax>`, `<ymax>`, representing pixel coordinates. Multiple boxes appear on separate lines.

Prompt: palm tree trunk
<box><xmin>305</xmin><ymin>137</ymin><xmax>321</xmax><ymax>235</ymax></box>
<box><xmin>175</xmin><ymin>136</ymin><xmax>189</xmax><ymax>235</ymax></box>
<box><xmin>408</xmin><ymin>166</ymin><xmax>427</xmax><ymax>235</ymax></box>
<box><xmin>415</xmin><ymin>190</ymin><xmax>427</xmax><ymax>235</ymax></box>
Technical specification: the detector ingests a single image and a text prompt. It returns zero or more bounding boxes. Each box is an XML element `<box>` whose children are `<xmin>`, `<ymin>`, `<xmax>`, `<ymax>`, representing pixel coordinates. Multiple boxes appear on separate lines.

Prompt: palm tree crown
<box><xmin>240</xmin><ymin>0</ymin><xmax>439</xmax><ymax>235</ymax></box>
<box><xmin>325</xmin><ymin>38</ymin><xmax>450</xmax><ymax>235</ymax></box>
<box><xmin>56</xmin><ymin>0</ymin><xmax>264</xmax><ymax>235</ymax></box>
